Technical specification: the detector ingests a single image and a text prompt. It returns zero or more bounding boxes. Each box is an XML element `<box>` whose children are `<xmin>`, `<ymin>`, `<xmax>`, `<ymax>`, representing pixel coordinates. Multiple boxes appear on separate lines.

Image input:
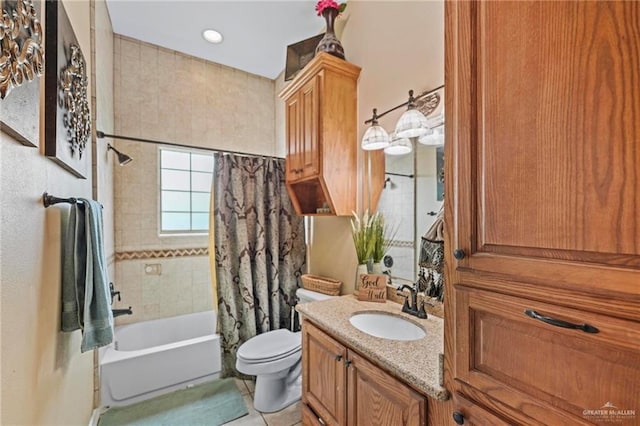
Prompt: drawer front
<box><xmin>455</xmin><ymin>286</ymin><xmax>640</xmax><ymax>425</ymax></box>
<box><xmin>452</xmin><ymin>393</ymin><xmax>512</xmax><ymax>426</ymax></box>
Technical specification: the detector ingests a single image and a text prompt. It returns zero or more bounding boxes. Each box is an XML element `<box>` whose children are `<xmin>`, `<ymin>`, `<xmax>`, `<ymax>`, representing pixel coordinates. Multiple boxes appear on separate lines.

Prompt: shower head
<box><xmin>107</xmin><ymin>144</ymin><xmax>133</xmax><ymax>166</ymax></box>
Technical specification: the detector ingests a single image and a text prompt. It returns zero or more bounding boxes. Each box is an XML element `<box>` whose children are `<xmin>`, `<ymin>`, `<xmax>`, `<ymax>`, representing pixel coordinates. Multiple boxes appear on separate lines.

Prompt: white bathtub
<box><xmin>99</xmin><ymin>310</ymin><xmax>221</xmax><ymax>407</ymax></box>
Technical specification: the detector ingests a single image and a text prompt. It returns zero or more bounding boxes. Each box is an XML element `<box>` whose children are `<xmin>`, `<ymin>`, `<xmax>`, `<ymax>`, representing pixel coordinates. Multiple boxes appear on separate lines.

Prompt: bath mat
<box><xmin>98</xmin><ymin>378</ymin><xmax>248</xmax><ymax>426</ymax></box>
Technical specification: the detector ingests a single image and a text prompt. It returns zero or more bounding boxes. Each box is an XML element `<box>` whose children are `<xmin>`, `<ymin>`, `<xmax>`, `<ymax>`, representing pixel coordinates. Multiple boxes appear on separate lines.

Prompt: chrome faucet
<box><xmin>396</xmin><ymin>284</ymin><xmax>428</xmax><ymax>319</ymax></box>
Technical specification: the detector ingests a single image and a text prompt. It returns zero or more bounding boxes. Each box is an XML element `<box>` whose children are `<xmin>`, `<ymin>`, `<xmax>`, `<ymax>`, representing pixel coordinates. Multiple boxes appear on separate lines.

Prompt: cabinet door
<box><xmin>445</xmin><ymin>1</ymin><xmax>640</xmax><ymax>310</ymax></box>
<box><xmin>445</xmin><ymin>1</ymin><xmax>640</xmax><ymax>423</ymax></box>
<box><xmin>302</xmin><ymin>403</ymin><xmax>325</xmax><ymax>426</ymax></box>
<box><xmin>347</xmin><ymin>350</ymin><xmax>425</xmax><ymax>426</ymax></box>
<box><xmin>299</xmin><ymin>74</ymin><xmax>321</xmax><ymax>180</ymax></box>
<box><xmin>285</xmin><ymin>94</ymin><xmax>301</xmax><ymax>181</ymax></box>
<box><xmin>302</xmin><ymin>321</ymin><xmax>347</xmax><ymax>426</ymax></box>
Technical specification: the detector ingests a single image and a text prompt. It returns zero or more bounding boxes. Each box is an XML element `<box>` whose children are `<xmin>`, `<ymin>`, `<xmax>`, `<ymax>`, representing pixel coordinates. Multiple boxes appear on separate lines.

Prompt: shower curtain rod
<box><xmin>96</xmin><ymin>131</ymin><xmax>285</xmax><ymax>161</ymax></box>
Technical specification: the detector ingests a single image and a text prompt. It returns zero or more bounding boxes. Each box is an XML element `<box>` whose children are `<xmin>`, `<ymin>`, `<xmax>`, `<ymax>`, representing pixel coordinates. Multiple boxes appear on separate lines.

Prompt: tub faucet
<box><xmin>112</xmin><ymin>307</ymin><xmax>133</xmax><ymax>317</ymax></box>
<box><xmin>396</xmin><ymin>285</ymin><xmax>427</xmax><ymax>319</ymax></box>
<box><xmin>109</xmin><ymin>282</ymin><xmax>121</xmax><ymax>305</ymax></box>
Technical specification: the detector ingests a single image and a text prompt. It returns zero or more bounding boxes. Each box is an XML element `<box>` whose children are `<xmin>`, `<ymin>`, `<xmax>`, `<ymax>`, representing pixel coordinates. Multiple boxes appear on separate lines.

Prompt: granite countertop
<box><xmin>296</xmin><ymin>295</ymin><xmax>449</xmax><ymax>401</ymax></box>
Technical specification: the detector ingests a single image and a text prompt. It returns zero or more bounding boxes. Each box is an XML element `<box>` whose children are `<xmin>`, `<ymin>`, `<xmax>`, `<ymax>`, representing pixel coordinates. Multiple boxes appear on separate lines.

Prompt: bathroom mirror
<box><xmin>376</xmin><ymin>91</ymin><xmax>445</xmax><ymax>287</ymax></box>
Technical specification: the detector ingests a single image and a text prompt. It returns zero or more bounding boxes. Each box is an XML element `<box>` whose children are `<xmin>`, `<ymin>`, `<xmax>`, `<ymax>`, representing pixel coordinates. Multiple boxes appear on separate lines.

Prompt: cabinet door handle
<box><xmin>453</xmin><ymin>249</ymin><xmax>466</xmax><ymax>260</ymax></box>
<box><xmin>344</xmin><ymin>360</ymin><xmax>352</xmax><ymax>368</ymax></box>
<box><xmin>452</xmin><ymin>411</ymin><xmax>465</xmax><ymax>425</ymax></box>
<box><xmin>335</xmin><ymin>354</ymin><xmax>342</xmax><ymax>361</ymax></box>
<box><xmin>524</xmin><ymin>309</ymin><xmax>599</xmax><ymax>333</ymax></box>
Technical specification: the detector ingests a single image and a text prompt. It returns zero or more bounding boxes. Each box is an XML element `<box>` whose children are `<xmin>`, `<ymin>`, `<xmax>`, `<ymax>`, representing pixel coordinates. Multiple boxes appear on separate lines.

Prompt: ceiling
<box><xmin>105</xmin><ymin>1</ymin><xmax>325</xmax><ymax>80</ymax></box>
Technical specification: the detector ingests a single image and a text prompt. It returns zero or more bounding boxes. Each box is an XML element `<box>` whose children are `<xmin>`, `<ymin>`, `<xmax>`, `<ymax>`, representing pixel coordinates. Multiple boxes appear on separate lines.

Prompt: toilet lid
<box><xmin>237</xmin><ymin>329</ymin><xmax>301</xmax><ymax>362</ymax></box>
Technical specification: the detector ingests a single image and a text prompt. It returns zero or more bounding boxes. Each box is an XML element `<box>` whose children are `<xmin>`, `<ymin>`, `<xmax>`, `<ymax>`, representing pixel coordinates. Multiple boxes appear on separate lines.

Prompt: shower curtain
<box><xmin>211</xmin><ymin>153</ymin><xmax>306</xmax><ymax>377</ymax></box>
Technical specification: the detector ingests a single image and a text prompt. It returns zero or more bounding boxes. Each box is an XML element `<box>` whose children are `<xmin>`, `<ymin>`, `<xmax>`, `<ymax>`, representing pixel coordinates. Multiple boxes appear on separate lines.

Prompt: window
<box><xmin>160</xmin><ymin>148</ymin><xmax>214</xmax><ymax>233</ymax></box>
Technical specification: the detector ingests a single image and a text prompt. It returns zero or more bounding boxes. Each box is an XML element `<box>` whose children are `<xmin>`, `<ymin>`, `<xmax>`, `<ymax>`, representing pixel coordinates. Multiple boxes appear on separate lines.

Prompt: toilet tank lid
<box><xmin>296</xmin><ymin>288</ymin><xmax>335</xmax><ymax>303</ymax></box>
<box><xmin>237</xmin><ymin>329</ymin><xmax>301</xmax><ymax>361</ymax></box>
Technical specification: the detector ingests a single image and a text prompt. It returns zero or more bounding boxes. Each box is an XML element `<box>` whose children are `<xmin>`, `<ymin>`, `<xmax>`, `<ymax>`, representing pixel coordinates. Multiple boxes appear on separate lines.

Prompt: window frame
<box><xmin>158</xmin><ymin>146</ymin><xmax>214</xmax><ymax>235</ymax></box>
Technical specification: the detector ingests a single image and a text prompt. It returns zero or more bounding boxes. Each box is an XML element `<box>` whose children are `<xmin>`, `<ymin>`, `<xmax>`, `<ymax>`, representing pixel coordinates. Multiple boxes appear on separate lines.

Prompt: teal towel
<box><xmin>61</xmin><ymin>199</ymin><xmax>114</xmax><ymax>352</ymax></box>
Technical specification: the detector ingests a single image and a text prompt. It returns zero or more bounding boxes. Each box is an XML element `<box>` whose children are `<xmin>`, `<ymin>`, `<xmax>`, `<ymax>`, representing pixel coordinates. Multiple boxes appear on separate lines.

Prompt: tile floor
<box><xmin>224</xmin><ymin>379</ymin><xmax>302</xmax><ymax>426</ymax></box>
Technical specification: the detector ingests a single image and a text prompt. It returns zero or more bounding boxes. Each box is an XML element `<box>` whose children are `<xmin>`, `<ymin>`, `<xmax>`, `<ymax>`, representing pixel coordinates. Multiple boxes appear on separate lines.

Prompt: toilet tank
<box><xmin>296</xmin><ymin>288</ymin><xmax>334</xmax><ymax>303</ymax></box>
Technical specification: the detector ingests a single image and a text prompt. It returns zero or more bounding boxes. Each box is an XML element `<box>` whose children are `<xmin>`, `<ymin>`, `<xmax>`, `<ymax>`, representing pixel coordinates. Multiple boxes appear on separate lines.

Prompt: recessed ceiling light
<box><xmin>202</xmin><ymin>29</ymin><xmax>223</xmax><ymax>44</ymax></box>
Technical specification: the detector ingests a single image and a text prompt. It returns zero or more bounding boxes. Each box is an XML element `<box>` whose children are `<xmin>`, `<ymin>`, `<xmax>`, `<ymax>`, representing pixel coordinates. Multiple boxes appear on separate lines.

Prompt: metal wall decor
<box><xmin>0</xmin><ymin>0</ymin><xmax>45</xmax><ymax>147</ymax></box>
<box><xmin>415</xmin><ymin>92</ymin><xmax>440</xmax><ymax>118</ymax></box>
<box><xmin>44</xmin><ymin>0</ymin><xmax>90</xmax><ymax>178</ymax></box>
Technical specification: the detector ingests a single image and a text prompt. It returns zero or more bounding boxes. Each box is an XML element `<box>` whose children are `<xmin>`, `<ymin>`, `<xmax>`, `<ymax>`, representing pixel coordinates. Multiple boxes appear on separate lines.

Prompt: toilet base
<box><xmin>253</xmin><ymin>368</ymin><xmax>302</xmax><ymax>413</ymax></box>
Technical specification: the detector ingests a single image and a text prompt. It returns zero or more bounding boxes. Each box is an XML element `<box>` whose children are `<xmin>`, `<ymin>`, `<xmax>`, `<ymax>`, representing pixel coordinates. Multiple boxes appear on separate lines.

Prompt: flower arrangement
<box><xmin>315</xmin><ymin>0</ymin><xmax>347</xmax><ymax>16</ymax></box>
<box><xmin>350</xmin><ymin>210</ymin><xmax>376</xmax><ymax>265</ymax></box>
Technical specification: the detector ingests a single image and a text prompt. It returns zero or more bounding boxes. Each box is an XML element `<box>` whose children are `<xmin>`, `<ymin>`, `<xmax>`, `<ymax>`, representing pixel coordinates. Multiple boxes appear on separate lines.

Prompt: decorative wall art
<box><xmin>0</xmin><ymin>0</ymin><xmax>45</xmax><ymax>147</ymax></box>
<box><xmin>44</xmin><ymin>0</ymin><xmax>90</xmax><ymax>178</ymax></box>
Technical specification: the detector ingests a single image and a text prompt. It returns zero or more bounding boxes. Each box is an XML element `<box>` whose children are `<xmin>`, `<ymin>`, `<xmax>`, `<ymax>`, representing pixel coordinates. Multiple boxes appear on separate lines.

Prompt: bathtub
<box><xmin>99</xmin><ymin>310</ymin><xmax>221</xmax><ymax>407</ymax></box>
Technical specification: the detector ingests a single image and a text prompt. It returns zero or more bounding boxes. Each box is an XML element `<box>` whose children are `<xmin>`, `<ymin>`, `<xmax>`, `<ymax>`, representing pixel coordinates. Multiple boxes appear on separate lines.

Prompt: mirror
<box><xmin>376</xmin><ymin>90</ymin><xmax>444</xmax><ymax>289</ymax></box>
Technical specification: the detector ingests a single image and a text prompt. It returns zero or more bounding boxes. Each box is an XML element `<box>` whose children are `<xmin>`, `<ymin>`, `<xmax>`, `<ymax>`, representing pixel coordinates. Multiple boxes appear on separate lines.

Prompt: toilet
<box><xmin>236</xmin><ymin>288</ymin><xmax>333</xmax><ymax>413</ymax></box>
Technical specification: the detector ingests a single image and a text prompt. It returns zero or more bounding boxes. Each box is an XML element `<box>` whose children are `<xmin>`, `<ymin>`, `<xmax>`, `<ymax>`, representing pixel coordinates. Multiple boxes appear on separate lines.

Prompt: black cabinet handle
<box><xmin>524</xmin><ymin>309</ymin><xmax>599</xmax><ymax>333</ymax></box>
<box><xmin>453</xmin><ymin>411</ymin><xmax>465</xmax><ymax>425</ymax></box>
<box><xmin>335</xmin><ymin>354</ymin><xmax>342</xmax><ymax>362</ymax></box>
<box><xmin>453</xmin><ymin>249</ymin><xmax>466</xmax><ymax>260</ymax></box>
<box><xmin>344</xmin><ymin>360</ymin><xmax>352</xmax><ymax>367</ymax></box>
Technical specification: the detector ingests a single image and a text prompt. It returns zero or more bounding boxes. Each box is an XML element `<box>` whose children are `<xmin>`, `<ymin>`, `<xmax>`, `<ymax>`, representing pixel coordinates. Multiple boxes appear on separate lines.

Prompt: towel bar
<box><xmin>42</xmin><ymin>192</ymin><xmax>103</xmax><ymax>208</ymax></box>
<box><xmin>42</xmin><ymin>192</ymin><xmax>78</xmax><ymax>208</ymax></box>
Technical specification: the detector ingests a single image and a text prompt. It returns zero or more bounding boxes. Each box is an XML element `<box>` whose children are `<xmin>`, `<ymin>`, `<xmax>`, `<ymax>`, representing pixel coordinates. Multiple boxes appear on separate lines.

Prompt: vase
<box><xmin>371</xmin><ymin>262</ymin><xmax>383</xmax><ymax>274</ymax></box>
<box><xmin>316</xmin><ymin>7</ymin><xmax>345</xmax><ymax>60</ymax></box>
<box><xmin>355</xmin><ymin>263</ymin><xmax>368</xmax><ymax>291</ymax></box>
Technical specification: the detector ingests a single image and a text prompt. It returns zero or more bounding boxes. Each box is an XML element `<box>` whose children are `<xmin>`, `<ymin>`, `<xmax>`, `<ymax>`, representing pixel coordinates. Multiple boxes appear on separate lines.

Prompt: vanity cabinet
<box><xmin>445</xmin><ymin>1</ymin><xmax>640</xmax><ymax>425</ymax></box>
<box><xmin>279</xmin><ymin>52</ymin><xmax>385</xmax><ymax>216</ymax></box>
<box><xmin>302</xmin><ymin>320</ymin><xmax>426</xmax><ymax>426</ymax></box>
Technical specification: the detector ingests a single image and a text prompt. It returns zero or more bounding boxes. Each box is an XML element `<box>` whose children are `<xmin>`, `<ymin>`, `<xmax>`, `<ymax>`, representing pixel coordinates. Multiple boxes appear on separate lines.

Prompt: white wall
<box><xmin>0</xmin><ymin>0</ymin><xmax>115</xmax><ymax>423</ymax></box>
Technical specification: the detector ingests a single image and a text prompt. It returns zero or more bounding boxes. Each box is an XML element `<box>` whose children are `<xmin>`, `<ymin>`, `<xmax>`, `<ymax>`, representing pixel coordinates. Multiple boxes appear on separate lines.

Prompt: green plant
<box><xmin>350</xmin><ymin>210</ymin><xmax>375</xmax><ymax>264</ymax></box>
<box><xmin>371</xmin><ymin>213</ymin><xmax>398</xmax><ymax>263</ymax></box>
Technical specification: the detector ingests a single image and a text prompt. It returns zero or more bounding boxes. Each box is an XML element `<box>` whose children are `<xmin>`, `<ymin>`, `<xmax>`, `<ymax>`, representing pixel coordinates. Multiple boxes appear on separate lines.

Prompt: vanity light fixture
<box><xmin>418</xmin><ymin>125</ymin><xmax>444</xmax><ymax>147</ymax></box>
<box><xmin>362</xmin><ymin>84</ymin><xmax>444</xmax><ymax>156</ymax></box>
<box><xmin>384</xmin><ymin>133</ymin><xmax>413</xmax><ymax>156</ymax></box>
<box><xmin>361</xmin><ymin>108</ymin><xmax>390</xmax><ymax>150</ymax></box>
<box><xmin>202</xmin><ymin>29</ymin><xmax>223</xmax><ymax>44</ymax></box>
<box><xmin>394</xmin><ymin>90</ymin><xmax>430</xmax><ymax>138</ymax></box>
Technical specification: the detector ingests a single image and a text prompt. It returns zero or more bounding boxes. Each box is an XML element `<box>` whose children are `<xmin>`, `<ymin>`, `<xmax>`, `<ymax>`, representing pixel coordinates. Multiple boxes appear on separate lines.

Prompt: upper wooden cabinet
<box><xmin>279</xmin><ymin>53</ymin><xmax>365</xmax><ymax>216</ymax></box>
<box><xmin>445</xmin><ymin>1</ymin><xmax>640</xmax><ymax>425</ymax></box>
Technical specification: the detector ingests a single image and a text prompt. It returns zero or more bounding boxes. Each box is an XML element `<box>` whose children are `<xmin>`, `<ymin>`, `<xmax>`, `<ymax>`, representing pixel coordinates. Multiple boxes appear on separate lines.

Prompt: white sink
<box><xmin>349</xmin><ymin>313</ymin><xmax>426</xmax><ymax>341</ymax></box>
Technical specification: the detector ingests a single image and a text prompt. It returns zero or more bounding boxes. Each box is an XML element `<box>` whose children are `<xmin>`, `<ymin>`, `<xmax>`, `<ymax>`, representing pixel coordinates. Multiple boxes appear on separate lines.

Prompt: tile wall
<box><xmin>377</xmin><ymin>145</ymin><xmax>443</xmax><ymax>284</ymax></box>
<box><xmin>112</xmin><ymin>36</ymin><xmax>277</xmax><ymax>324</ymax></box>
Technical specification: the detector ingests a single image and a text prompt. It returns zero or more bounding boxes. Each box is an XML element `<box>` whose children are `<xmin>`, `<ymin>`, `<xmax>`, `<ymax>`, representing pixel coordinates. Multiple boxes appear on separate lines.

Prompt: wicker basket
<box><xmin>301</xmin><ymin>274</ymin><xmax>342</xmax><ymax>296</ymax></box>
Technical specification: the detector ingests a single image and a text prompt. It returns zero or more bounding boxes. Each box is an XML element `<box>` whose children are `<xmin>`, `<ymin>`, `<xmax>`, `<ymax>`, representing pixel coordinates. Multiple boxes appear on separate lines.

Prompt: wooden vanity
<box><xmin>296</xmin><ymin>296</ymin><xmax>451</xmax><ymax>426</ymax></box>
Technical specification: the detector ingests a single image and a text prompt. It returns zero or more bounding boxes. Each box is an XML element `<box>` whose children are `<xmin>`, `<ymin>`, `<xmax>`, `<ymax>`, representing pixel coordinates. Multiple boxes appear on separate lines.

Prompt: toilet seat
<box><xmin>237</xmin><ymin>329</ymin><xmax>301</xmax><ymax>363</ymax></box>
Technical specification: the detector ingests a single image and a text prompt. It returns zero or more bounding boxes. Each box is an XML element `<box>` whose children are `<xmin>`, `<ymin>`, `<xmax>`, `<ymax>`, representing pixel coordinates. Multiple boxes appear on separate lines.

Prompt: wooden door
<box><xmin>285</xmin><ymin>94</ymin><xmax>301</xmax><ymax>181</ymax></box>
<box><xmin>445</xmin><ymin>0</ymin><xmax>640</xmax><ymax>424</ymax></box>
<box><xmin>302</xmin><ymin>321</ymin><xmax>347</xmax><ymax>426</ymax></box>
<box><xmin>299</xmin><ymin>74</ymin><xmax>321</xmax><ymax>180</ymax></box>
<box><xmin>346</xmin><ymin>350</ymin><xmax>425</xmax><ymax>426</ymax></box>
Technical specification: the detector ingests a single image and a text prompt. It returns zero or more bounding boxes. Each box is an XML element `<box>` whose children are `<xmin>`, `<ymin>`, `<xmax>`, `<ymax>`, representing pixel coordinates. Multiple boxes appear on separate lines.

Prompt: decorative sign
<box><xmin>357</xmin><ymin>274</ymin><xmax>387</xmax><ymax>303</ymax></box>
<box><xmin>44</xmin><ymin>0</ymin><xmax>90</xmax><ymax>178</ymax></box>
